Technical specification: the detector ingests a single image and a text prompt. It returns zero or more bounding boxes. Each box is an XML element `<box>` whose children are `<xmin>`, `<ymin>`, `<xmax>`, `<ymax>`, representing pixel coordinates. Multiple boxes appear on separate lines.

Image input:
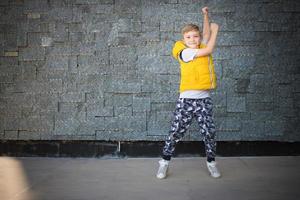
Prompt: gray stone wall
<box><xmin>0</xmin><ymin>0</ymin><xmax>299</xmax><ymax>141</ymax></box>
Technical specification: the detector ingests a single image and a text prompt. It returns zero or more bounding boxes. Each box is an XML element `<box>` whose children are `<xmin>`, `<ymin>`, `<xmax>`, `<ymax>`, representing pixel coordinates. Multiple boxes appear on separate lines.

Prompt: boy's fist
<box><xmin>202</xmin><ymin>7</ymin><xmax>208</xmax><ymax>15</ymax></box>
<box><xmin>210</xmin><ymin>23</ymin><xmax>219</xmax><ymax>31</ymax></box>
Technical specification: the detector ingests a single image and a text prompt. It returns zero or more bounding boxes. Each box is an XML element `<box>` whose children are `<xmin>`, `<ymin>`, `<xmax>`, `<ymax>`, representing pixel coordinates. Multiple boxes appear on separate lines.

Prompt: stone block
<box><xmin>213</xmin><ymin>47</ymin><xmax>232</xmax><ymax>60</ymax></box>
<box><xmin>58</xmin><ymin>103</ymin><xmax>85</xmax><ymax>117</ymax></box>
<box><xmin>159</xmin><ymin>20</ymin><xmax>174</xmax><ymax>32</ymax></box>
<box><xmin>2</xmin><ymin>33</ymin><xmax>17</xmax><ymax>51</ymax></box>
<box><xmin>217</xmin><ymin>77</ymin><xmax>235</xmax><ymax>95</ymax></box>
<box><xmin>16</xmin><ymin>29</ymin><xmax>27</xmax><ymax>47</ymax></box>
<box><xmin>212</xmin><ymin>91</ymin><xmax>227</xmax><ymax>108</ymax></box>
<box><xmin>217</xmin><ymin>31</ymin><xmax>243</xmax><ymax>46</ymax></box>
<box><xmin>151</xmin><ymin>90</ymin><xmax>178</xmax><ymax>103</ymax></box>
<box><xmin>0</xmin><ymin>57</ymin><xmax>18</xmax><ymax>66</ymax></box>
<box><xmin>36</xmin><ymin>66</ymin><xmax>66</xmax><ymax>83</ymax></box>
<box><xmin>6</xmin><ymin>93</ymin><xmax>34</xmax><ymax>108</ymax></box>
<box><xmin>150</xmin><ymin>102</ymin><xmax>175</xmax><ymax>112</ymax></box>
<box><xmin>41</xmin><ymin>37</ymin><xmax>53</xmax><ymax>47</ymax></box>
<box><xmin>113</xmin><ymin>94</ymin><xmax>132</xmax><ymax>107</ymax></box>
<box><xmin>215</xmin><ymin>131</ymin><xmax>242</xmax><ymax>141</ymax></box>
<box><xmin>0</xmin><ymin>70</ymin><xmax>18</xmax><ymax>83</ymax></box>
<box><xmin>42</xmin><ymin>7</ymin><xmax>73</xmax><ymax>23</ymax></box>
<box><xmin>95</xmin><ymin>130</ymin><xmax>148</xmax><ymax>141</ymax></box>
<box><xmin>0</xmin><ymin>7</ymin><xmax>23</xmax><ymax>23</ymax></box>
<box><xmin>277</xmin><ymin>85</ymin><xmax>293</xmax><ymax>98</ymax></box>
<box><xmin>137</xmin><ymin>41</ymin><xmax>173</xmax><ymax>57</ymax></box>
<box><xmin>27</xmin><ymin>13</ymin><xmax>41</xmax><ymax>19</ymax></box>
<box><xmin>114</xmin><ymin>106</ymin><xmax>132</xmax><ymax>116</ymax></box>
<box><xmin>234</xmin><ymin>2</ymin><xmax>261</xmax><ymax>18</ymax></box>
<box><xmin>250</xmin><ymin>111</ymin><xmax>276</xmax><ymax>121</ymax></box>
<box><xmin>61</xmin><ymin>92</ymin><xmax>85</xmax><ymax>103</ymax></box>
<box><xmin>247</xmin><ymin>102</ymin><xmax>274</xmax><ymax>112</ymax></box>
<box><xmin>105</xmin><ymin>81</ymin><xmax>141</xmax><ymax>93</ymax></box>
<box><xmin>264</xmin><ymin>120</ymin><xmax>284</xmax><ymax>136</ymax></box>
<box><xmin>19</xmin><ymin>116</ymin><xmax>53</xmax><ymax>132</ymax></box>
<box><xmin>34</xmin><ymin>93</ymin><xmax>59</xmax><ymax>113</ymax></box>
<box><xmin>104</xmin><ymin>114</ymin><xmax>147</xmax><ymax>133</ymax></box>
<box><xmin>211</xmin><ymin>13</ymin><xmax>235</xmax><ymax>31</ymax></box>
<box><xmin>248</xmin><ymin>74</ymin><xmax>268</xmax><ymax>94</ymax></box>
<box><xmin>235</xmin><ymin>79</ymin><xmax>250</xmax><ymax>94</ymax></box>
<box><xmin>214</xmin><ymin>107</ymin><xmax>227</xmax><ymax>117</ymax></box>
<box><xmin>140</xmin><ymin>31</ymin><xmax>160</xmax><ymax>42</ymax></box>
<box><xmin>66</xmin><ymin>119</ymin><xmax>98</xmax><ymax>136</ymax></box>
<box><xmin>114</xmin><ymin>0</ymin><xmax>140</xmax><ymax>14</ymax></box>
<box><xmin>54</xmin><ymin>118</ymin><xmax>80</xmax><ymax>135</ymax></box>
<box><xmin>0</xmin><ymin>23</ymin><xmax>18</xmax><ymax>34</ymax></box>
<box><xmin>241</xmin><ymin>120</ymin><xmax>265</xmax><ymax>139</ymax></box>
<box><xmin>76</xmin><ymin>74</ymin><xmax>106</xmax><ymax>93</ymax></box>
<box><xmin>46</xmin><ymin>44</ymin><xmax>72</xmax><ymax>55</ymax></box>
<box><xmin>282</xmin><ymin>0</ymin><xmax>300</xmax><ymax>12</ymax></box>
<box><xmin>44</xmin><ymin>56</ymin><xmax>68</xmax><ymax>71</ymax></box>
<box><xmin>4</xmin><ymin>117</ymin><xmax>20</xmax><ymax>130</ymax></box>
<box><xmin>216</xmin><ymin>117</ymin><xmax>242</xmax><ymax>132</ymax></box>
<box><xmin>295</xmin><ymin>93</ymin><xmax>300</xmax><ymax>108</ymax></box>
<box><xmin>109</xmin><ymin>46</ymin><xmax>136</xmax><ymax>65</ymax></box>
<box><xmin>133</xmin><ymin>96</ymin><xmax>151</xmax><ymax>112</ymax></box>
<box><xmin>209</xmin><ymin>0</ymin><xmax>236</xmax><ymax>13</ymax></box>
<box><xmin>160</xmin><ymin>32</ymin><xmax>179</xmax><ymax>41</ymax></box>
<box><xmin>18</xmin><ymin>131</ymin><xmax>41</xmax><ymax>140</ymax></box>
<box><xmin>90</xmin><ymin>4</ymin><xmax>114</xmax><ymax>14</ymax></box>
<box><xmin>147</xmin><ymin>111</ymin><xmax>173</xmax><ymax>135</ymax></box>
<box><xmin>87</xmin><ymin>103</ymin><xmax>114</xmax><ymax>117</ymax></box>
<box><xmin>0</xmin><ymin>1</ymin><xmax>8</xmax><ymax>6</ymax></box>
<box><xmin>74</xmin><ymin>0</ymin><xmax>100</xmax><ymax>4</ymax></box>
<box><xmin>85</xmin><ymin>91</ymin><xmax>105</xmax><ymax>103</ymax></box>
<box><xmin>19</xmin><ymin>47</ymin><xmax>45</xmax><ymax>61</ymax></box>
<box><xmin>23</xmin><ymin>0</ymin><xmax>50</xmax><ymax>12</ymax></box>
<box><xmin>71</xmin><ymin>42</ymin><xmax>96</xmax><ymax>55</ymax></box>
<box><xmin>137</xmin><ymin>55</ymin><xmax>176</xmax><ymax>74</ymax></box>
<box><xmin>70</xmin><ymin>32</ymin><xmax>83</xmax><ymax>42</ymax></box>
<box><xmin>52</xmin><ymin>23</ymin><xmax>68</xmax><ymax>42</ymax></box>
<box><xmin>78</xmin><ymin>53</ymin><xmax>109</xmax><ymax>74</ymax></box>
<box><xmin>117</xmin><ymin>18</ymin><xmax>142</xmax><ymax>33</ymax></box>
<box><xmin>54</xmin><ymin>114</ymin><xmax>94</xmax><ymax>134</ymax></box>
<box><xmin>4</xmin><ymin>130</ymin><xmax>19</xmax><ymax>140</ymax></box>
<box><xmin>227</xmin><ymin>96</ymin><xmax>246</xmax><ymax>113</ymax></box>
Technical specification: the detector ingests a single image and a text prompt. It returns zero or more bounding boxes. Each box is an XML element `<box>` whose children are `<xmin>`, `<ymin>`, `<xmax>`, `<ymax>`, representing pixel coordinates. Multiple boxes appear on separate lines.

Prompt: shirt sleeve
<box><xmin>180</xmin><ymin>48</ymin><xmax>198</xmax><ymax>62</ymax></box>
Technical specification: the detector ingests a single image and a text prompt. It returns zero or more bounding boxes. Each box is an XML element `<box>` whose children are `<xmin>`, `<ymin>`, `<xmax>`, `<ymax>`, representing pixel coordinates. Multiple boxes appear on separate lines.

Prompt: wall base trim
<box><xmin>1</xmin><ymin>140</ymin><xmax>299</xmax><ymax>157</ymax></box>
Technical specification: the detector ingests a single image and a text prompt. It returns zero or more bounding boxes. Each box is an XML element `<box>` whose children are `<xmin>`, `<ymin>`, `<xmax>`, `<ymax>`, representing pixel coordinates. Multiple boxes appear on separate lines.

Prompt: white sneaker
<box><xmin>206</xmin><ymin>161</ymin><xmax>221</xmax><ymax>178</ymax></box>
<box><xmin>156</xmin><ymin>159</ymin><xmax>169</xmax><ymax>179</ymax></box>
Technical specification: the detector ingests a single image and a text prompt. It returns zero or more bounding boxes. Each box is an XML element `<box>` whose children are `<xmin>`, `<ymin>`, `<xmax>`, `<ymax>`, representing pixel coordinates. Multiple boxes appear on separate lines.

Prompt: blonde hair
<box><xmin>181</xmin><ymin>24</ymin><xmax>201</xmax><ymax>36</ymax></box>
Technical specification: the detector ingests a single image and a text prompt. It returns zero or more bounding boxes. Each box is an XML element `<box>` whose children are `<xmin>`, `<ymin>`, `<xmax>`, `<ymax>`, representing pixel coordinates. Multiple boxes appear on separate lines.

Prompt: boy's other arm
<box><xmin>202</xmin><ymin>7</ymin><xmax>210</xmax><ymax>43</ymax></box>
<box><xmin>194</xmin><ymin>23</ymin><xmax>219</xmax><ymax>58</ymax></box>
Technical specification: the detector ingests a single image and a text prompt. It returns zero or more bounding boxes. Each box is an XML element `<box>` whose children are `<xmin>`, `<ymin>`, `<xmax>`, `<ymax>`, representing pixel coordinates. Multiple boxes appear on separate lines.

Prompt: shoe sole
<box><xmin>156</xmin><ymin>168</ymin><xmax>168</xmax><ymax>179</ymax></box>
<box><xmin>209</xmin><ymin>173</ymin><xmax>221</xmax><ymax>178</ymax></box>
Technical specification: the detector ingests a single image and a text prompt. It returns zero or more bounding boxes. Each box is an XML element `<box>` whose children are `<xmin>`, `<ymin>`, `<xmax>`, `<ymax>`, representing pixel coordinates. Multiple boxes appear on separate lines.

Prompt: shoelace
<box><xmin>158</xmin><ymin>163</ymin><xmax>168</xmax><ymax>174</ymax></box>
<box><xmin>208</xmin><ymin>165</ymin><xmax>219</xmax><ymax>174</ymax></box>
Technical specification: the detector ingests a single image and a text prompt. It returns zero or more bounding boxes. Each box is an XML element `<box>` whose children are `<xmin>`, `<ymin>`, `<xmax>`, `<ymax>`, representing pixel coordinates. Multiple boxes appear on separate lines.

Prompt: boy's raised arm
<box><xmin>202</xmin><ymin>7</ymin><xmax>210</xmax><ymax>43</ymax></box>
<box><xmin>194</xmin><ymin>23</ymin><xmax>219</xmax><ymax>58</ymax></box>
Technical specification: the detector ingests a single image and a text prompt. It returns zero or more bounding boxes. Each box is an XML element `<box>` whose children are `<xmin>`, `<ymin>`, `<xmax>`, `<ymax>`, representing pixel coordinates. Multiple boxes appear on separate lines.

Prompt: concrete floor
<box><xmin>1</xmin><ymin>156</ymin><xmax>300</xmax><ymax>200</ymax></box>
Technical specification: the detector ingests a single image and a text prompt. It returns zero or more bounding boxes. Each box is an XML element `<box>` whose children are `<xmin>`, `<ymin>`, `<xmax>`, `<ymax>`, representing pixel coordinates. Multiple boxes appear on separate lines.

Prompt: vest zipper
<box><xmin>208</xmin><ymin>55</ymin><xmax>214</xmax><ymax>89</ymax></box>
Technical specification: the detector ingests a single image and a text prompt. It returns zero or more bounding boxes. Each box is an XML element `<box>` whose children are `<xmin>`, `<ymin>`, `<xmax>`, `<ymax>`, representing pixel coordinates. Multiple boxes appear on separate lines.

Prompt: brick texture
<box><xmin>0</xmin><ymin>0</ymin><xmax>299</xmax><ymax>141</ymax></box>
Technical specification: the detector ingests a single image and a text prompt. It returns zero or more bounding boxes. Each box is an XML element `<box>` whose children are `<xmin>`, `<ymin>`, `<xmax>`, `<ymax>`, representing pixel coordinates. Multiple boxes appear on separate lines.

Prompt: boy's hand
<box><xmin>210</xmin><ymin>23</ymin><xmax>219</xmax><ymax>32</ymax></box>
<box><xmin>202</xmin><ymin>7</ymin><xmax>208</xmax><ymax>15</ymax></box>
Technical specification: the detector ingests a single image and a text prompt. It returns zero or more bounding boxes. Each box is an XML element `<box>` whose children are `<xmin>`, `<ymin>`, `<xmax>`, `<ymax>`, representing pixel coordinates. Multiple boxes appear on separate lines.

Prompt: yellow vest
<box><xmin>172</xmin><ymin>41</ymin><xmax>217</xmax><ymax>93</ymax></box>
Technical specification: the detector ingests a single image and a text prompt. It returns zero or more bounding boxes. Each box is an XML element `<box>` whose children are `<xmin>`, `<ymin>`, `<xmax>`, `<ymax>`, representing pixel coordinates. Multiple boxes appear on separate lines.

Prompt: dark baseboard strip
<box><xmin>0</xmin><ymin>140</ymin><xmax>299</xmax><ymax>158</ymax></box>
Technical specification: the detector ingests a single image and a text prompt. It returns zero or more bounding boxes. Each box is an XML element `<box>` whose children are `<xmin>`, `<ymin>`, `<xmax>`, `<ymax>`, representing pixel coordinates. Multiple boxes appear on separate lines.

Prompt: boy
<box><xmin>156</xmin><ymin>7</ymin><xmax>220</xmax><ymax>179</ymax></box>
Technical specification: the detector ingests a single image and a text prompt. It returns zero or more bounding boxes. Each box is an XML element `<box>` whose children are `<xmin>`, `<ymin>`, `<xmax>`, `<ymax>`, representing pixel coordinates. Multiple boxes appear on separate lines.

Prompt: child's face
<box><xmin>183</xmin><ymin>30</ymin><xmax>201</xmax><ymax>49</ymax></box>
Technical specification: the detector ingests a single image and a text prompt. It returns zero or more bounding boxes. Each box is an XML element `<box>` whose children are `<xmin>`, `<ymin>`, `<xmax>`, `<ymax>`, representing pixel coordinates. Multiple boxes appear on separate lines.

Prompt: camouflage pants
<box><xmin>162</xmin><ymin>97</ymin><xmax>217</xmax><ymax>160</ymax></box>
